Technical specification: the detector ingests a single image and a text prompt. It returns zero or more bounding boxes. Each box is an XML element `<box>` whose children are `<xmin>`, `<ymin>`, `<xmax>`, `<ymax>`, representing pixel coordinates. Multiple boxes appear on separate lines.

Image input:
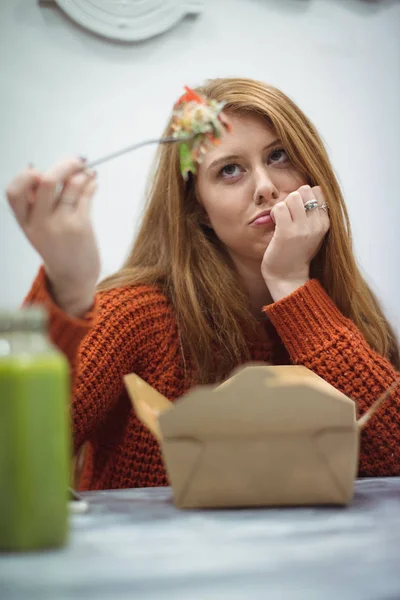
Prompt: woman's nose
<box><xmin>253</xmin><ymin>171</ymin><xmax>279</xmax><ymax>206</ymax></box>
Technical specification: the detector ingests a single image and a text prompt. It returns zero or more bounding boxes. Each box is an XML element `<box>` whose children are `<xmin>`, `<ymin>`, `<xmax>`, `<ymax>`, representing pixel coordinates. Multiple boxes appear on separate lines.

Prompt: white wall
<box><xmin>1</xmin><ymin>0</ymin><xmax>399</xmax><ymax>332</ymax></box>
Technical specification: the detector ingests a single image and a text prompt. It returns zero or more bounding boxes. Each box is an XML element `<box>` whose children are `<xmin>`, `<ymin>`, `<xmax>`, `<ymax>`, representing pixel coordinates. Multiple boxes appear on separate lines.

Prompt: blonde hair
<box><xmin>99</xmin><ymin>77</ymin><xmax>399</xmax><ymax>382</ymax></box>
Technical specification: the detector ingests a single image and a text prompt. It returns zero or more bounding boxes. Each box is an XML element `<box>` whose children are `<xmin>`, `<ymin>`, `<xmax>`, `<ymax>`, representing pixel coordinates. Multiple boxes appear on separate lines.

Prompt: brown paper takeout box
<box><xmin>124</xmin><ymin>365</ymin><xmax>394</xmax><ymax>509</ymax></box>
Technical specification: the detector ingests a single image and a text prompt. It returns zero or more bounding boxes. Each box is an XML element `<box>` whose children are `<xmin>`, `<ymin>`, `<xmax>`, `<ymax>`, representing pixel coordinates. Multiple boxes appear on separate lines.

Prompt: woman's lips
<box><xmin>250</xmin><ymin>213</ymin><xmax>274</xmax><ymax>226</ymax></box>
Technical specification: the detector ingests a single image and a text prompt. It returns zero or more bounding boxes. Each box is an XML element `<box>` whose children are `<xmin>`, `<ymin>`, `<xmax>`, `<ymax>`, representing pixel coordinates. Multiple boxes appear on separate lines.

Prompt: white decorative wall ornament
<box><xmin>40</xmin><ymin>0</ymin><xmax>204</xmax><ymax>42</ymax></box>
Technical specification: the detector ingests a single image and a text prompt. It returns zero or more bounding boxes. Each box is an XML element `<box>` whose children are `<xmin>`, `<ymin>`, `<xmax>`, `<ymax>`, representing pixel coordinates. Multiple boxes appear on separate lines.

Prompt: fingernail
<box><xmin>79</xmin><ymin>156</ymin><xmax>87</xmax><ymax>164</ymax></box>
<box><xmin>86</xmin><ymin>169</ymin><xmax>97</xmax><ymax>178</ymax></box>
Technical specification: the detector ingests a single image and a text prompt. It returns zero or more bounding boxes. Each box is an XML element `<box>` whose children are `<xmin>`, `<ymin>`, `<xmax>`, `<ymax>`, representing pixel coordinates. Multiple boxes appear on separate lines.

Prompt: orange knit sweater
<box><xmin>25</xmin><ymin>267</ymin><xmax>400</xmax><ymax>490</ymax></box>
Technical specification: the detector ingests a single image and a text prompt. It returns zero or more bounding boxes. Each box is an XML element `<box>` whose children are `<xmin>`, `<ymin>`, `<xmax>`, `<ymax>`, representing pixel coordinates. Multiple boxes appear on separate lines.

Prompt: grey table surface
<box><xmin>1</xmin><ymin>478</ymin><xmax>400</xmax><ymax>600</ymax></box>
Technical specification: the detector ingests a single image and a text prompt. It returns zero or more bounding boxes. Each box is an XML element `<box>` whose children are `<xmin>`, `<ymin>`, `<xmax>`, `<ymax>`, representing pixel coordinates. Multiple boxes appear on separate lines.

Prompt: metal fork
<box><xmin>86</xmin><ymin>134</ymin><xmax>195</xmax><ymax>169</ymax></box>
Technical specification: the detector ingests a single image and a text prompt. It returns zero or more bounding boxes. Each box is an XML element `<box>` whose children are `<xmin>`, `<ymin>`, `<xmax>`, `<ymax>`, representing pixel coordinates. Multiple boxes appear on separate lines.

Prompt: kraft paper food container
<box><xmin>124</xmin><ymin>365</ymin><xmax>360</xmax><ymax>509</ymax></box>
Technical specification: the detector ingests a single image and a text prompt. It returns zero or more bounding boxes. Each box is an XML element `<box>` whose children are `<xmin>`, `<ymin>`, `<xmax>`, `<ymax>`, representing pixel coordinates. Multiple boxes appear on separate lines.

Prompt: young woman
<box><xmin>6</xmin><ymin>78</ymin><xmax>400</xmax><ymax>490</ymax></box>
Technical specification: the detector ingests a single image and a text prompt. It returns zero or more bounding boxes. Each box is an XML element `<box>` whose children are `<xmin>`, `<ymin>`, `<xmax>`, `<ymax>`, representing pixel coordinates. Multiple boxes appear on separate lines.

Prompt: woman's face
<box><xmin>196</xmin><ymin>113</ymin><xmax>307</xmax><ymax>263</ymax></box>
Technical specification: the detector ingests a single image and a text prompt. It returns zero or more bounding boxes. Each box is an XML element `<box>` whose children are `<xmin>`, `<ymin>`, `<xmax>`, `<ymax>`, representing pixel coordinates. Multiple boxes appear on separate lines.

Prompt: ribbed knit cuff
<box><xmin>263</xmin><ymin>279</ymin><xmax>353</xmax><ymax>360</ymax></box>
<box><xmin>24</xmin><ymin>266</ymin><xmax>97</xmax><ymax>358</ymax></box>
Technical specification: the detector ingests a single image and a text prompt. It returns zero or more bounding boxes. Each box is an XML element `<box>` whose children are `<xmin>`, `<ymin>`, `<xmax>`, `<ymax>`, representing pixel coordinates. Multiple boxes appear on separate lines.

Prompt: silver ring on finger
<box><xmin>319</xmin><ymin>202</ymin><xmax>329</xmax><ymax>212</ymax></box>
<box><xmin>304</xmin><ymin>199</ymin><xmax>319</xmax><ymax>212</ymax></box>
<box><xmin>55</xmin><ymin>182</ymin><xmax>63</xmax><ymax>200</ymax></box>
<box><xmin>56</xmin><ymin>183</ymin><xmax>76</xmax><ymax>206</ymax></box>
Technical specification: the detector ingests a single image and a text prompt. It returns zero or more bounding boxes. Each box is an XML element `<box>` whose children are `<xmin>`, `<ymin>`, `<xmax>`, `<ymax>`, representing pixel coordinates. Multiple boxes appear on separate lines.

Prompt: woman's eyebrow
<box><xmin>207</xmin><ymin>138</ymin><xmax>282</xmax><ymax>172</ymax></box>
<box><xmin>207</xmin><ymin>155</ymin><xmax>241</xmax><ymax>172</ymax></box>
<box><xmin>265</xmin><ymin>138</ymin><xmax>282</xmax><ymax>150</ymax></box>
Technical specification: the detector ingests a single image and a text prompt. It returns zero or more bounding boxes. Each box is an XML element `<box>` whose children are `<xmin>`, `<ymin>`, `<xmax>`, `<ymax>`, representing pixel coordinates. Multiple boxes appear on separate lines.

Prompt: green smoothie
<box><xmin>0</xmin><ymin>308</ymin><xmax>71</xmax><ymax>551</ymax></box>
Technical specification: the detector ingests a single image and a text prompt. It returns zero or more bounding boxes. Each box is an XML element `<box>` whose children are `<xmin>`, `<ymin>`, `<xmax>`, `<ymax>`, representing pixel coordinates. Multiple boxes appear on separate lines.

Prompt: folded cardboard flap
<box><xmin>124</xmin><ymin>365</ymin><xmax>359</xmax><ymax>508</ymax></box>
<box><xmin>124</xmin><ymin>373</ymin><xmax>172</xmax><ymax>441</ymax></box>
<box><xmin>159</xmin><ymin>366</ymin><xmax>356</xmax><ymax>439</ymax></box>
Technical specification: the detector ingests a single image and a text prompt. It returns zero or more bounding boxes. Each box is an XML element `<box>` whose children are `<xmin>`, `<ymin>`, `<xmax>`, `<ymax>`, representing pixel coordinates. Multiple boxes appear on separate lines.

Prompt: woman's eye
<box><xmin>269</xmin><ymin>148</ymin><xmax>289</xmax><ymax>165</ymax></box>
<box><xmin>219</xmin><ymin>164</ymin><xmax>242</xmax><ymax>179</ymax></box>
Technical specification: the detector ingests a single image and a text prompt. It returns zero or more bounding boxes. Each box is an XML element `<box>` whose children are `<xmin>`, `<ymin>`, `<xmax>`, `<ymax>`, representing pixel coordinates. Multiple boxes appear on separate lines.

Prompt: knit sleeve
<box><xmin>23</xmin><ymin>267</ymin><xmax>142</xmax><ymax>453</ymax></box>
<box><xmin>263</xmin><ymin>279</ymin><xmax>400</xmax><ymax>477</ymax></box>
<box><xmin>24</xmin><ymin>266</ymin><xmax>97</xmax><ymax>362</ymax></box>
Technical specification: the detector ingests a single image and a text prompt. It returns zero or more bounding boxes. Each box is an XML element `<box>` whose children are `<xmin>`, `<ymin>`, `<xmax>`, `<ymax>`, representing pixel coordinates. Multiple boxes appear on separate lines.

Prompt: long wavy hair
<box><xmin>98</xmin><ymin>77</ymin><xmax>400</xmax><ymax>382</ymax></box>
